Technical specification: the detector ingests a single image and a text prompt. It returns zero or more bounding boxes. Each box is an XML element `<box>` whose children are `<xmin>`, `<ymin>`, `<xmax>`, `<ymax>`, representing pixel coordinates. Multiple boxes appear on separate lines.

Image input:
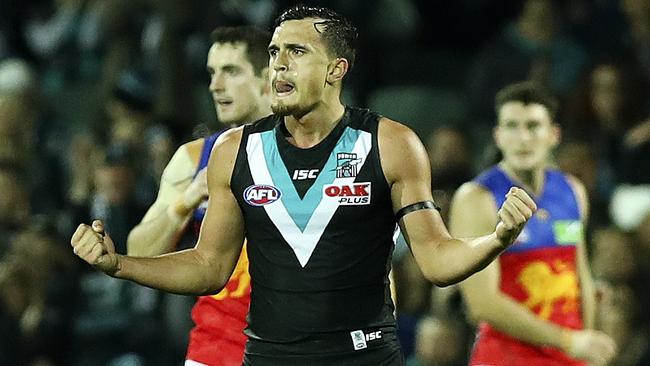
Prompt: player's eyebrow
<box><xmin>268</xmin><ymin>43</ymin><xmax>310</xmax><ymax>52</ymax></box>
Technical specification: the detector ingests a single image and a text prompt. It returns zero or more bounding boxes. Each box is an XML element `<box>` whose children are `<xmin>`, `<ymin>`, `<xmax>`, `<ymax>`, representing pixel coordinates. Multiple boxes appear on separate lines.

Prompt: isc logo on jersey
<box><xmin>323</xmin><ymin>182</ymin><xmax>371</xmax><ymax>205</ymax></box>
<box><xmin>244</xmin><ymin>184</ymin><xmax>282</xmax><ymax>206</ymax></box>
<box><xmin>292</xmin><ymin>169</ymin><xmax>319</xmax><ymax>180</ymax></box>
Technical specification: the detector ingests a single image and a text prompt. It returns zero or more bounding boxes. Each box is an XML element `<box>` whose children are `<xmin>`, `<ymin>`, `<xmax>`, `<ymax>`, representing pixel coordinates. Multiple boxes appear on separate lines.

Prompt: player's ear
<box><xmin>493</xmin><ymin>126</ymin><xmax>503</xmax><ymax>149</ymax></box>
<box><xmin>326</xmin><ymin>58</ymin><xmax>348</xmax><ymax>84</ymax></box>
<box><xmin>550</xmin><ymin>122</ymin><xmax>561</xmax><ymax>147</ymax></box>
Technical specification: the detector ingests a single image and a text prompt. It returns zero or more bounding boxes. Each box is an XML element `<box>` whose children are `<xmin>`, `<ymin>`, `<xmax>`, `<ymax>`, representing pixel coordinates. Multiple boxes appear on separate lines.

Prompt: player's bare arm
<box><xmin>566</xmin><ymin>174</ymin><xmax>596</xmax><ymax>329</ymax></box>
<box><xmin>127</xmin><ymin>139</ymin><xmax>205</xmax><ymax>257</ymax></box>
<box><xmin>378</xmin><ymin>118</ymin><xmax>536</xmax><ymax>286</ymax></box>
<box><xmin>70</xmin><ymin>128</ymin><xmax>246</xmax><ymax>295</ymax></box>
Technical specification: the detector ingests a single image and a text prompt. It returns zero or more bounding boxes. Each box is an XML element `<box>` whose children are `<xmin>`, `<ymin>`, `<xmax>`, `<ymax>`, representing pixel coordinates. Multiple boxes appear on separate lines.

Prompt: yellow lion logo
<box><xmin>517</xmin><ymin>261</ymin><xmax>578</xmax><ymax>319</ymax></box>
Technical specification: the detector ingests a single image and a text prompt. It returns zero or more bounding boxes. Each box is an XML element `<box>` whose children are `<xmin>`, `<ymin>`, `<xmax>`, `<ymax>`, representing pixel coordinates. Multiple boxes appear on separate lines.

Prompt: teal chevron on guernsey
<box><xmin>246</xmin><ymin>126</ymin><xmax>372</xmax><ymax>267</ymax></box>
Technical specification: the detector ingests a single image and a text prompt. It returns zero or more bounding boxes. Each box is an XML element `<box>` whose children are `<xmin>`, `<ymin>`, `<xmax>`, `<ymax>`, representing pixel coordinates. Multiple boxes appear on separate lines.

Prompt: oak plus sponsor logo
<box><xmin>323</xmin><ymin>182</ymin><xmax>371</xmax><ymax>205</ymax></box>
<box><xmin>243</xmin><ymin>184</ymin><xmax>282</xmax><ymax>206</ymax></box>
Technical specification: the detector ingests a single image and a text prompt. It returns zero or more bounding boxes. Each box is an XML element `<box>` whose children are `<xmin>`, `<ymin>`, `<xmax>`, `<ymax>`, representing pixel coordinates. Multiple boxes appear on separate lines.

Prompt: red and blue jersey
<box><xmin>186</xmin><ymin>132</ymin><xmax>251</xmax><ymax>366</ymax></box>
<box><xmin>191</xmin><ymin>132</ymin><xmax>220</xmax><ymax>226</ymax></box>
<box><xmin>469</xmin><ymin>166</ymin><xmax>585</xmax><ymax>366</ymax></box>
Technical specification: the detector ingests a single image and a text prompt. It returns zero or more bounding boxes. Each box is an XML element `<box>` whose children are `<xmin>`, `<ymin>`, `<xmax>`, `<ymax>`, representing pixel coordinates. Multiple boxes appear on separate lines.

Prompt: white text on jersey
<box><xmin>292</xmin><ymin>169</ymin><xmax>319</xmax><ymax>180</ymax></box>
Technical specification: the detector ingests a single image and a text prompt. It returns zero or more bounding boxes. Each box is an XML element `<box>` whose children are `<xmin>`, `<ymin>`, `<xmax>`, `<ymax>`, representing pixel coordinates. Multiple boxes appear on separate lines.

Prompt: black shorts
<box><xmin>243</xmin><ymin>326</ymin><xmax>404</xmax><ymax>366</ymax></box>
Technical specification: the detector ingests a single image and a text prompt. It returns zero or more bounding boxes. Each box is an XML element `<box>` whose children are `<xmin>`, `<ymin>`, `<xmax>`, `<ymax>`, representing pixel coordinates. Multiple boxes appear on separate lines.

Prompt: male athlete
<box><xmin>126</xmin><ymin>26</ymin><xmax>271</xmax><ymax>366</ymax></box>
<box><xmin>72</xmin><ymin>6</ymin><xmax>537</xmax><ymax>365</ymax></box>
<box><xmin>450</xmin><ymin>82</ymin><xmax>617</xmax><ymax>366</ymax></box>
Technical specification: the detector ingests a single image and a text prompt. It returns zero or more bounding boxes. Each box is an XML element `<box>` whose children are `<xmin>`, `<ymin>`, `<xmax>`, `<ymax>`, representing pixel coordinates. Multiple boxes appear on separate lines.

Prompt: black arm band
<box><xmin>395</xmin><ymin>200</ymin><xmax>441</xmax><ymax>221</ymax></box>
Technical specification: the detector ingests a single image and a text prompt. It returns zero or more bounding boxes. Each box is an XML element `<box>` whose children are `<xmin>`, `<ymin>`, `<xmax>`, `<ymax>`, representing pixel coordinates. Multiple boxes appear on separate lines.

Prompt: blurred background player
<box><xmin>449</xmin><ymin>81</ymin><xmax>616</xmax><ymax>366</ymax></box>
<box><xmin>126</xmin><ymin>26</ymin><xmax>271</xmax><ymax>366</ymax></box>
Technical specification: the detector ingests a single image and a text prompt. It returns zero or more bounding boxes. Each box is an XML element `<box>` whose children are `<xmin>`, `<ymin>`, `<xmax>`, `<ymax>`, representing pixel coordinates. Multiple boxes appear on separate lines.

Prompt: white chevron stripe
<box><xmin>247</xmin><ymin>130</ymin><xmax>372</xmax><ymax>267</ymax></box>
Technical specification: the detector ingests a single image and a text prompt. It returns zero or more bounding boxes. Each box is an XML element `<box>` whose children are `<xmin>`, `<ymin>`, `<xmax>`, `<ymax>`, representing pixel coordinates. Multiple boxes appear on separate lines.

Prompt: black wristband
<box><xmin>395</xmin><ymin>200</ymin><xmax>441</xmax><ymax>221</ymax></box>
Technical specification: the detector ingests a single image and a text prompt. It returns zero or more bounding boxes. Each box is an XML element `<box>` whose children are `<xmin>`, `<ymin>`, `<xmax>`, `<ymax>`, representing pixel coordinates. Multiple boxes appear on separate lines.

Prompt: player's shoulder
<box><xmin>378</xmin><ymin>116</ymin><xmax>415</xmax><ymax>134</ymax></box>
<box><xmin>161</xmin><ymin>138</ymin><xmax>203</xmax><ymax>183</ymax></box>
<box><xmin>377</xmin><ymin>116</ymin><xmax>421</xmax><ymax>146</ymax></box>
<box><xmin>453</xmin><ymin>181</ymin><xmax>492</xmax><ymax>202</ymax></box>
<box><xmin>557</xmin><ymin>169</ymin><xmax>589</xmax><ymax>208</ymax></box>
<box><xmin>214</xmin><ymin>125</ymin><xmax>244</xmax><ymax>148</ymax></box>
<box><xmin>449</xmin><ymin>180</ymin><xmax>498</xmax><ymax>234</ymax></box>
<box><xmin>451</xmin><ymin>180</ymin><xmax>497</xmax><ymax>214</ymax></box>
<box><xmin>563</xmin><ymin>171</ymin><xmax>587</xmax><ymax>192</ymax></box>
<box><xmin>179</xmin><ymin>137</ymin><xmax>206</xmax><ymax>164</ymax></box>
<box><xmin>376</xmin><ymin>116</ymin><xmax>429</xmax><ymax>184</ymax></box>
<box><xmin>205</xmin><ymin>126</ymin><xmax>246</xmax><ymax>163</ymax></box>
<box><xmin>206</xmin><ymin>127</ymin><xmax>245</xmax><ymax>181</ymax></box>
<box><xmin>182</xmin><ymin>137</ymin><xmax>205</xmax><ymax>150</ymax></box>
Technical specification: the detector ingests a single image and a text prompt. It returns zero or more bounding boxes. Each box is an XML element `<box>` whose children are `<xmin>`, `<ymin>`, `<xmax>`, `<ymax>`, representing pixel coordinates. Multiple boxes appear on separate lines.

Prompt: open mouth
<box><xmin>274</xmin><ymin>80</ymin><xmax>295</xmax><ymax>96</ymax></box>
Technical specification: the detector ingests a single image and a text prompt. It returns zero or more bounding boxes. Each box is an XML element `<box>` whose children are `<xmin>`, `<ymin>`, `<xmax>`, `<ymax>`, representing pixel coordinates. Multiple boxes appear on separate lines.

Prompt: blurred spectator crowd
<box><xmin>0</xmin><ymin>0</ymin><xmax>649</xmax><ymax>365</ymax></box>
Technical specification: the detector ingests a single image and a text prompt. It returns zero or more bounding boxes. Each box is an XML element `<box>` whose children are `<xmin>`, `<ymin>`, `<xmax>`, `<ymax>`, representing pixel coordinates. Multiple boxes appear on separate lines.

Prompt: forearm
<box><xmin>577</xmin><ymin>239</ymin><xmax>596</xmax><ymax>329</ymax></box>
<box><xmin>580</xmin><ymin>269</ymin><xmax>596</xmax><ymax>329</ymax></box>
<box><xmin>114</xmin><ymin>249</ymin><xmax>228</xmax><ymax>296</ymax></box>
<box><xmin>127</xmin><ymin>207</ymin><xmax>189</xmax><ymax>257</ymax></box>
<box><xmin>472</xmin><ymin>294</ymin><xmax>570</xmax><ymax>351</ymax></box>
<box><xmin>420</xmin><ymin>233</ymin><xmax>505</xmax><ymax>286</ymax></box>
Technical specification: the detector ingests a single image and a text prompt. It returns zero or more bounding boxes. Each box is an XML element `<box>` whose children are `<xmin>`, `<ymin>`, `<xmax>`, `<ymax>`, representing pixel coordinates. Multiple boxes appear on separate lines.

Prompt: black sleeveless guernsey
<box><xmin>231</xmin><ymin>106</ymin><xmax>397</xmax><ymax>346</ymax></box>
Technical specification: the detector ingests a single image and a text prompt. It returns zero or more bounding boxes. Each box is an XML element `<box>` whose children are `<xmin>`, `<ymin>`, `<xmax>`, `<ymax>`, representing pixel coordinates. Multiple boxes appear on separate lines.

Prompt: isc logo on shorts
<box><xmin>350</xmin><ymin>330</ymin><xmax>382</xmax><ymax>350</ymax></box>
<box><xmin>323</xmin><ymin>183</ymin><xmax>371</xmax><ymax>205</ymax></box>
<box><xmin>243</xmin><ymin>184</ymin><xmax>282</xmax><ymax>206</ymax></box>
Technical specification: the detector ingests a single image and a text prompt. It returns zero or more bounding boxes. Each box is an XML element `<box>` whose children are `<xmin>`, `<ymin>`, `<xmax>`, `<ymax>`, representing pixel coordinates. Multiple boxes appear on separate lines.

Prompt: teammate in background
<box><xmin>126</xmin><ymin>26</ymin><xmax>271</xmax><ymax>366</ymax></box>
<box><xmin>450</xmin><ymin>81</ymin><xmax>617</xmax><ymax>366</ymax></box>
<box><xmin>72</xmin><ymin>6</ymin><xmax>537</xmax><ymax>365</ymax></box>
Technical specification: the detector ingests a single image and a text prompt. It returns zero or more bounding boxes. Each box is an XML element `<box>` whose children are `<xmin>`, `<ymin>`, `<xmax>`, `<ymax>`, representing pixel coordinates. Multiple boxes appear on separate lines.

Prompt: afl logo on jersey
<box><xmin>244</xmin><ymin>184</ymin><xmax>282</xmax><ymax>206</ymax></box>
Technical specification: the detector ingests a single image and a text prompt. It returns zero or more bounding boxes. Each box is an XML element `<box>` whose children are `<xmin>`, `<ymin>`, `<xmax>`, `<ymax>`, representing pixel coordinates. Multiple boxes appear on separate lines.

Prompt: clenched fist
<box><xmin>70</xmin><ymin>220</ymin><xmax>120</xmax><ymax>276</ymax></box>
<box><xmin>495</xmin><ymin>187</ymin><xmax>537</xmax><ymax>248</ymax></box>
<box><xmin>563</xmin><ymin>329</ymin><xmax>617</xmax><ymax>366</ymax></box>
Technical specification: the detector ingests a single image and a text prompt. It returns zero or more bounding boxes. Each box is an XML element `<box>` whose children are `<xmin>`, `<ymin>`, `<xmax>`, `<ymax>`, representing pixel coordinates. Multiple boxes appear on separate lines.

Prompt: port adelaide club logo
<box><xmin>244</xmin><ymin>184</ymin><xmax>282</xmax><ymax>206</ymax></box>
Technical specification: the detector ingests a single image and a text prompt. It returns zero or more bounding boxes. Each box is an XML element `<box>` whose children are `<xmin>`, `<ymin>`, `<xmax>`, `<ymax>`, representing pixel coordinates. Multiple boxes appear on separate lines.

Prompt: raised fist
<box><xmin>70</xmin><ymin>220</ymin><xmax>120</xmax><ymax>276</ymax></box>
<box><xmin>495</xmin><ymin>187</ymin><xmax>537</xmax><ymax>247</ymax></box>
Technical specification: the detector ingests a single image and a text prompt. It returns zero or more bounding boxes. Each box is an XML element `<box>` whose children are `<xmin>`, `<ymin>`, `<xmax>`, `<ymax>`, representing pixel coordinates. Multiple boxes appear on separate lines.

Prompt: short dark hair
<box><xmin>210</xmin><ymin>26</ymin><xmax>271</xmax><ymax>76</ymax></box>
<box><xmin>495</xmin><ymin>81</ymin><xmax>559</xmax><ymax>120</ymax></box>
<box><xmin>274</xmin><ymin>5</ymin><xmax>358</xmax><ymax>70</ymax></box>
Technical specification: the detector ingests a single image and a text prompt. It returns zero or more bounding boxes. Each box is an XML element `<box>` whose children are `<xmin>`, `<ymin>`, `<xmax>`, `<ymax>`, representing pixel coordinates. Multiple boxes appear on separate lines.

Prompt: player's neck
<box><xmin>222</xmin><ymin>104</ymin><xmax>272</xmax><ymax>130</ymax></box>
<box><xmin>499</xmin><ymin>162</ymin><xmax>546</xmax><ymax>196</ymax></box>
<box><xmin>284</xmin><ymin>101</ymin><xmax>345</xmax><ymax>148</ymax></box>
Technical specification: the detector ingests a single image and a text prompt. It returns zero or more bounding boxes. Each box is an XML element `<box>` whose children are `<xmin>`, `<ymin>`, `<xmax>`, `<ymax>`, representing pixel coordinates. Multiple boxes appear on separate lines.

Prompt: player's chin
<box><xmin>271</xmin><ymin>102</ymin><xmax>294</xmax><ymax>116</ymax></box>
<box><xmin>510</xmin><ymin>157</ymin><xmax>542</xmax><ymax>171</ymax></box>
<box><xmin>217</xmin><ymin>111</ymin><xmax>239</xmax><ymax>125</ymax></box>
